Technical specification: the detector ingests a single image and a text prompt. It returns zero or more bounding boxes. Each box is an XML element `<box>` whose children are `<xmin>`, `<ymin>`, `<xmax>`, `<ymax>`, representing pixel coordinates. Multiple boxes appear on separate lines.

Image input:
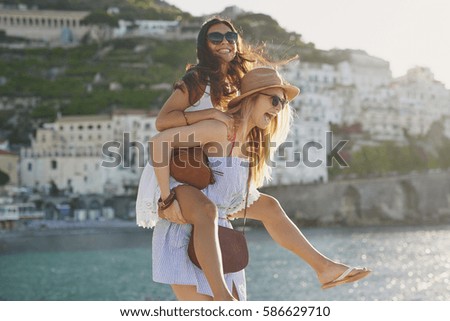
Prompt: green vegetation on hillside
<box><xmin>234</xmin><ymin>13</ymin><xmax>315</xmax><ymax>60</ymax></box>
<box><xmin>0</xmin><ymin>36</ymin><xmax>197</xmax><ymax>146</ymax></box>
<box><xmin>329</xmin><ymin>128</ymin><xmax>450</xmax><ymax>178</ymax></box>
<box><xmin>81</xmin><ymin>11</ymin><xmax>120</xmax><ymax>28</ymax></box>
<box><xmin>0</xmin><ymin>37</ymin><xmax>196</xmax><ymax>111</ymax></box>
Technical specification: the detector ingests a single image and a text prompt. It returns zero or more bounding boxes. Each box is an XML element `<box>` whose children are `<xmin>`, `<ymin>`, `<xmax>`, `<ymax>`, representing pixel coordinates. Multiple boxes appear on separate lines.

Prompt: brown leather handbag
<box><xmin>187</xmin><ymin>170</ymin><xmax>250</xmax><ymax>274</ymax></box>
<box><xmin>170</xmin><ymin>147</ymin><xmax>215</xmax><ymax>190</ymax></box>
<box><xmin>188</xmin><ymin>225</ymin><xmax>249</xmax><ymax>274</ymax></box>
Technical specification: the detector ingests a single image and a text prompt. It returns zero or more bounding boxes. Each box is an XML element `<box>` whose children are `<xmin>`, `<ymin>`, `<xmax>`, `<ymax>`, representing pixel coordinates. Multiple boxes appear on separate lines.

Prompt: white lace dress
<box><xmin>135</xmin><ymin>87</ymin><xmax>260</xmax><ymax>301</ymax></box>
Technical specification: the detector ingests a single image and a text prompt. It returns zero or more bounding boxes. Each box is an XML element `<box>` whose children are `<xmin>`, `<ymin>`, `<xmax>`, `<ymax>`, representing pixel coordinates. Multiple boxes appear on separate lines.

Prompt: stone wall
<box><xmin>261</xmin><ymin>170</ymin><xmax>450</xmax><ymax>226</ymax></box>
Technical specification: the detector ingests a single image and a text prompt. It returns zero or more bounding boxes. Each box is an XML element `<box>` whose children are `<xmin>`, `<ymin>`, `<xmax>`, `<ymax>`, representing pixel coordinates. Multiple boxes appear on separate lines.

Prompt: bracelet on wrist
<box><xmin>183</xmin><ymin>112</ymin><xmax>190</xmax><ymax>126</ymax></box>
<box><xmin>158</xmin><ymin>189</ymin><xmax>176</xmax><ymax>211</ymax></box>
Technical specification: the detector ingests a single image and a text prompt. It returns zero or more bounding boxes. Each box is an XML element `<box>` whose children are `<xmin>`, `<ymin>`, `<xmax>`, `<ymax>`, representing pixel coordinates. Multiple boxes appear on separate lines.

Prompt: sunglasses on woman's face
<box><xmin>259</xmin><ymin>93</ymin><xmax>288</xmax><ymax>109</ymax></box>
<box><xmin>207</xmin><ymin>31</ymin><xmax>238</xmax><ymax>45</ymax></box>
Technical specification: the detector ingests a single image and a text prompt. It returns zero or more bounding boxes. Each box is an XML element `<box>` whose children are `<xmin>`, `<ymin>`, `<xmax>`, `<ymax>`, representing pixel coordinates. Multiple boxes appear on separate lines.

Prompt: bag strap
<box><xmin>242</xmin><ymin>166</ymin><xmax>250</xmax><ymax>235</ymax></box>
<box><xmin>228</xmin><ymin>131</ymin><xmax>237</xmax><ymax>157</ymax></box>
<box><xmin>228</xmin><ymin>130</ymin><xmax>250</xmax><ymax>235</ymax></box>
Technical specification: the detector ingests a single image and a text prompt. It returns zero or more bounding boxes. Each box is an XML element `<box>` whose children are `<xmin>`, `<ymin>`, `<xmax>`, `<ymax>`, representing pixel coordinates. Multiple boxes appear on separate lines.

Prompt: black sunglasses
<box><xmin>207</xmin><ymin>31</ymin><xmax>238</xmax><ymax>45</ymax></box>
<box><xmin>259</xmin><ymin>93</ymin><xmax>288</xmax><ymax>109</ymax></box>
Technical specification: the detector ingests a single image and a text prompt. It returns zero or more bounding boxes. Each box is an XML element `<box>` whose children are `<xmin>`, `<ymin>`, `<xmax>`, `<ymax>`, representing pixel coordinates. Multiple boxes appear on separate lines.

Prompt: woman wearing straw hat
<box><xmin>150</xmin><ymin>67</ymin><xmax>371</xmax><ymax>300</ymax></box>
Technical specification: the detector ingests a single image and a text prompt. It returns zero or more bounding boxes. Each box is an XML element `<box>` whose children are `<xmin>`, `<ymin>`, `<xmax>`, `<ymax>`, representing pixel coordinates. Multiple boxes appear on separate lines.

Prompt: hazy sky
<box><xmin>166</xmin><ymin>0</ymin><xmax>450</xmax><ymax>89</ymax></box>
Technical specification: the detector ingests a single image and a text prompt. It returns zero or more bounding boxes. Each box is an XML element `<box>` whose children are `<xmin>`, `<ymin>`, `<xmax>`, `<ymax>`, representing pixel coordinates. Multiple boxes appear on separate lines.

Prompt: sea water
<box><xmin>1</xmin><ymin>223</ymin><xmax>449</xmax><ymax>301</ymax></box>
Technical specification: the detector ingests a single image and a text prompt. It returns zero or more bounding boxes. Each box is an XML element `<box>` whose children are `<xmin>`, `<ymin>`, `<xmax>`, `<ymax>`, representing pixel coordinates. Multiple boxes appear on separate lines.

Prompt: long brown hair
<box><xmin>174</xmin><ymin>17</ymin><xmax>272</xmax><ymax>109</ymax></box>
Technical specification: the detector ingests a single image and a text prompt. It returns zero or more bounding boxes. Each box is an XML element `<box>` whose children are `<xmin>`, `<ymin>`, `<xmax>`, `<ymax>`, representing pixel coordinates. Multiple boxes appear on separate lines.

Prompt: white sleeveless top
<box><xmin>184</xmin><ymin>84</ymin><xmax>213</xmax><ymax>112</ymax></box>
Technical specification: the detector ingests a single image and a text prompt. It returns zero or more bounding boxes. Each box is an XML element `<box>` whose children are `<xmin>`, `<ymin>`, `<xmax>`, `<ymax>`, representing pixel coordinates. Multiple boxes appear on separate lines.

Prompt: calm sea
<box><xmin>1</xmin><ymin>222</ymin><xmax>449</xmax><ymax>301</ymax></box>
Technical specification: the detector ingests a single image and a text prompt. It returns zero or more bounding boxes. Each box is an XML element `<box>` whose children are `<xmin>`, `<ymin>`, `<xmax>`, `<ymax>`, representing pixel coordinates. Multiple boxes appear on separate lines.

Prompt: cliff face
<box><xmin>261</xmin><ymin>170</ymin><xmax>450</xmax><ymax>227</ymax></box>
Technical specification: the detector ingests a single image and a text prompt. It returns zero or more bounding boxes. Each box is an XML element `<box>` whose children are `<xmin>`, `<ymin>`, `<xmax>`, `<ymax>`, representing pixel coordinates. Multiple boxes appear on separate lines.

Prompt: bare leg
<box><xmin>171</xmin><ymin>285</ymin><xmax>214</xmax><ymax>301</ymax></box>
<box><xmin>173</xmin><ymin>185</ymin><xmax>235</xmax><ymax>301</ymax></box>
<box><xmin>229</xmin><ymin>193</ymin><xmax>369</xmax><ymax>286</ymax></box>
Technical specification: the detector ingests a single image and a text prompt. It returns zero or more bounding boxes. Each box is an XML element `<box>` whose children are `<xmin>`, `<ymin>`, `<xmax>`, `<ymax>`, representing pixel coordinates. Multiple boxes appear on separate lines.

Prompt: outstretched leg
<box><xmin>173</xmin><ymin>185</ymin><xmax>235</xmax><ymax>300</ymax></box>
<box><xmin>229</xmin><ymin>193</ymin><xmax>370</xmax><ymax>287</ymax></box>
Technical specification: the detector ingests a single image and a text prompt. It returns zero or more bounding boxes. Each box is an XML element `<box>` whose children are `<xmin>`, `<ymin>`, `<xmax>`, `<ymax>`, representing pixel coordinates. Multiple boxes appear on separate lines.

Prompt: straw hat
<box><xmin>228</xmin><ymin>67</ymin><xmax>300</xmax><ymax>108</ymax></box>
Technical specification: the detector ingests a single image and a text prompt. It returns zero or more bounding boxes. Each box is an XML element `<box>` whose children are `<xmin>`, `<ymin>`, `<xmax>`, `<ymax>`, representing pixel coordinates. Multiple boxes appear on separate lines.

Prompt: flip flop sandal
<box><xmin>321</xmin><ymin>267</ymin><xmax>371</xmax><ymax>290</ymax></box>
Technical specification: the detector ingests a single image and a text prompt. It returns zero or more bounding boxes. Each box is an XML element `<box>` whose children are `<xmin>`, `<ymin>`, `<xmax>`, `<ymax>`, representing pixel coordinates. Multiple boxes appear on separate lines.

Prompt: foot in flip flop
<box><xmin>321</xmin><ymin>267</ymin><xmax>371</xmax><ymax>290</ymax></box>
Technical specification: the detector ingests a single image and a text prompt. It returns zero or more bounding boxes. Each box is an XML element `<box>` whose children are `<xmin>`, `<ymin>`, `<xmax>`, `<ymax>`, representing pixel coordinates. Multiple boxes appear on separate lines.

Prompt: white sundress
<box><xmin>135</xmin><ymin>87</ymin><xmax>261</xmax><ymax>301</ymax></box>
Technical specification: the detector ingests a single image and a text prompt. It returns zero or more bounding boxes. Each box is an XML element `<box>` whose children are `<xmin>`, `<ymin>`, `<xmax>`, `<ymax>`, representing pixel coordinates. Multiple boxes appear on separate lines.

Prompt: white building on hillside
<box><xmin>20</xmin><ymin>110</ymin><xmax>158</xmax><ymax>196</ymax></box>
<box><xmin>20</xmin><ymin>114</ymin><xmax>112</xmax><ymax>194</ymax></box>
<box><xmin>277</xmin><ymin>61</ymin><xmax>337</xmax><ymax>185</ymax></box>
<box><xmin>358</xmin><ymin>84</ymin><xmax>404</xmax><ymax>142</ymax></box>
<box><xmin>0</xmin><ymin>8</ymin><xmax>90</xmax><ymax>45</ymax></box>
<box><xmin>283</xmin><ymin>61</ymin><xmax>336</xmax><ymax>93</ymax></box>
<box><xmin>391</xmin><ymin>67</ymin><xmax>450</xmax><ymax>136</ymax></box>
<box><xmin>358</xmin><ymin>67</ymin><xmax>450</xmax><ymax>141</ymax></box>
<box><xmin>270</xmin><ymin>114</ymin><xmax>329</xmax><ymax>186</ymax></box>
<box><xmin>283</xmin><ymin>51</ymin><xmax>450</xmax><ymax>145</ymax></box>
<box><xmin>113</xmin><ymin>19</ymin><xmax>180</xmax><ymax>39</ymax></box>
<box><xmin>336</xmin><ymin>50</ymin><xmax>392</xmax><ymax>97</ymax></box>
<box><xmin>444</xmin><ymin>116</ymin><xmax>450</xmax><ymax>139</ymax></box>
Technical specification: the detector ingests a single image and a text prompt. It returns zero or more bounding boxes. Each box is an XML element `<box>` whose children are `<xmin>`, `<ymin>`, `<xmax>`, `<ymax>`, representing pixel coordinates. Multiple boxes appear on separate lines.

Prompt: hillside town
<box><xmin>0</xmin><ymin>4</ymin><xmax>198</xmax><ymax>47</ymax></box>
<box><xmin>1</xmin><ymin>4</ymin><xmax>450</xmax><ymax>228</ymax></box>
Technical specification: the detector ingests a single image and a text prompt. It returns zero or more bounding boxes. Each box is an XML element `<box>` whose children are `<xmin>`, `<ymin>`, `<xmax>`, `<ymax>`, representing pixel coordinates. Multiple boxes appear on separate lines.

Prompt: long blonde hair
<box><xmin>229</xmin><ymin>91</ymin><xmax>293</xmax><ymax>187</ymax></box>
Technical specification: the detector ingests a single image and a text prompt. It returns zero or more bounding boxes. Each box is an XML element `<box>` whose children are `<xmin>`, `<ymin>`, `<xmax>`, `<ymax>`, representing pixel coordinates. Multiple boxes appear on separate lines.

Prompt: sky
<box><xmin>166</xmin><ymin>0</ymin><xmax>450</xmax><ymax>89</ymax></box>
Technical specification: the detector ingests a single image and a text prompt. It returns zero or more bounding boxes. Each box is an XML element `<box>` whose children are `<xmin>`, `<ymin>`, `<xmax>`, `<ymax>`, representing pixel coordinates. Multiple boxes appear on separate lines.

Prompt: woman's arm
<box><xmin>155</xmin><ymin>84</ymin><xmax>234</xmax><ymax>136</ymax></box>
<box><xmin>150</xmin><ymin>120</ymin><xmax>227</xmax><ymax>200</ymax></box>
